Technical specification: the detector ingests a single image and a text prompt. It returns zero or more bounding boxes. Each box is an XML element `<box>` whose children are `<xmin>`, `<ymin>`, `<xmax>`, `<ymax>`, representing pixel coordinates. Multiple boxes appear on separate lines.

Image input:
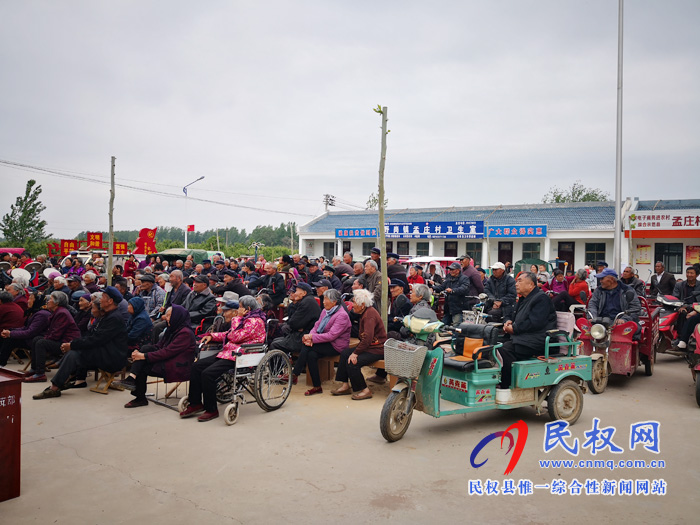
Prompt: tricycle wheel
<box><xmin>224</xmin><ymin>400</ymin><xmax>240</xmax><ymax>426</ymax></box>
<box><xmin>547</xmin><ymin>380</ymin><xmax>584</xmax><ymax>424</ymax></box>
<box><xmin>380</xmin><ymin>389</ymin><xmax>414</xmax><ymax>442</ymax></box>
<box><xmin>588</xmin><ymin>357</ymin><xmax>608</xmax><ymax>394</ymax></box>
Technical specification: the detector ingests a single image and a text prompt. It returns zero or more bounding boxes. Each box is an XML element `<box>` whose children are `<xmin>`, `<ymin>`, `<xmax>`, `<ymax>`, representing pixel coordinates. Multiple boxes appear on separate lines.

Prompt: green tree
<box><xmin>542</xmin><ymin>180</ymin><xmax>610</xmax><ymax>203</ymax></box>
<box><xmin>1</xmin><ymin>179</ymin><xmax>52</xmax><ymax>246</ymax></box>
<box><xmin>365</xmin><ymin>191</ymin><xmax>388</xmax><ymax>210</ymax></box>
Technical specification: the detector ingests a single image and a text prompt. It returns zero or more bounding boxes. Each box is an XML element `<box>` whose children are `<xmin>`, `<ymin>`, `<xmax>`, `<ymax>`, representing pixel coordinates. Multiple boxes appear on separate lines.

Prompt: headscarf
<box><xmin>162</xmin><ymin>304</ymin><xmax>193</xmax><ymax>344</ymax></box>
<box><xmin>128</xmin><ymin>296</ymin><xmax>146</xmax><ymax>315</ymax></box>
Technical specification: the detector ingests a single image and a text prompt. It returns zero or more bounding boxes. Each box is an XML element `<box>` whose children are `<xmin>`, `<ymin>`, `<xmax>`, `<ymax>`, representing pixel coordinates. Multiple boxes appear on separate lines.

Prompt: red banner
<box><xmin>187</xmin><ymin>224</ymin><xmax>195</xmax><ymax>232</ymax></box>
<box><xmin>60</xmin><ymin>239</ymin><xmax>78</xmax><ymax>256</ymax></box>
<box><xmin>113</xmin><ymin>242</ymin><xmax>129</xmax><ymax>255</ymax></box>
<box><xmin>87</xmin><ymin>232</ymin><xmax>103</xmax><ymax>249</ymax></box>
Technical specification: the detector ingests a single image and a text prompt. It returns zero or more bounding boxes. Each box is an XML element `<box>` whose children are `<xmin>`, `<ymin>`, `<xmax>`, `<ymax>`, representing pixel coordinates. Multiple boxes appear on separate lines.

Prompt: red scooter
<box><xmin>655</xmin><ymin>295</ymin><xmax>685</xmax><ymax>354</ymax></box>
<box><xmin>576</xmin><ymin>296</ymin><xmax>659</xmax><ymax>394</ymax></box>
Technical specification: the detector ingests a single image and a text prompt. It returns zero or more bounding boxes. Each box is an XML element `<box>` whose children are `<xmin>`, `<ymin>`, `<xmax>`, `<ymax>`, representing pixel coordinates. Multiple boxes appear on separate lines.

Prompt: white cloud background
<box><xmin>0</xmin><ymin>0</ymin><xmax>697</xmax><ymax>239</ymax></box>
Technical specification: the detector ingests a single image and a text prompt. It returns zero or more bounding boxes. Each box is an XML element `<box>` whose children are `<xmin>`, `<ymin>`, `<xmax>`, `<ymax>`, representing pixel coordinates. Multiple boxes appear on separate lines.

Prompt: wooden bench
<box><xmin>90</xmin><ymin>368</ymin><xmax>126</xmax><ymax>394</ymax></box>
<box><xmin>307</xmin><ymin>337</ymin><xmax>397</xmax><ymax>388</ymax></box>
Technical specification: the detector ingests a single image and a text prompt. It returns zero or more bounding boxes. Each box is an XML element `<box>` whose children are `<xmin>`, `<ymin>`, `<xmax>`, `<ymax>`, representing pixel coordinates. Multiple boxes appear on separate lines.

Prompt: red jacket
<box><xmin>45</xmin><ymin>306</ymin><xmax>82</xmax><ymax>342</ymax></box>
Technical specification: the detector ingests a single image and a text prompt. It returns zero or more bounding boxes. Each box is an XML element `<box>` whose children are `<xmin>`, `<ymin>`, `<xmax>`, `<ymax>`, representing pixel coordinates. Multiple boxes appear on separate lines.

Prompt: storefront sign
<box><xmin>486</xmin><ymin>225</ymin><xmax>547</xmax><ymax>238</ymax></box>
<box><xmin>686</xmin><ymin>246</ymin><xmax>700</xmax><ymax>265</ymax></box>
<box><xmin>626</xmin><ymin>210</ymin><xmax>700</xmax><ymax>239</ymax></box>
<box><xmin>636</xmin><ymin>245</ymin><xmax>652</xmax><ymax>265</ymax></box>
<box><xmin>335</xmin><ymin>227</ymin><xmax>378</xmax><ymax>239</ymax></box>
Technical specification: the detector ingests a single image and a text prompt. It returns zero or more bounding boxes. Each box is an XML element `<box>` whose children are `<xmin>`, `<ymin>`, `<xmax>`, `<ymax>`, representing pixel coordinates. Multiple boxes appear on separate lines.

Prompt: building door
<box><xmin>323</xmin><ymin>242</ymin><xmax>336</xmax><ymax>260</ymax></box>
<box><xmin>342</xmin><ymin>241</ymin><xmax>351</xmax><ymax>255</ymax></box>
<box><xmin>497</xmin><ymin>242</ymin><xmax>513</xmax><ymax>265</ymax></box>
<box><xmin>558</xmin><ymin>242</ymin><xmax>575</xmax><ymax>270</ymax></box>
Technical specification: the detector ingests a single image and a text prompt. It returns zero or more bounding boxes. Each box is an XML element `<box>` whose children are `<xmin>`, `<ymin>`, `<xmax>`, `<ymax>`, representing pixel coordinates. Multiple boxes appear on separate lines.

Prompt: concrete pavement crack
<box><xmin>53</xmin><ymin>436</ymin><xmax>243</xmax><ymax>524</ymax></box>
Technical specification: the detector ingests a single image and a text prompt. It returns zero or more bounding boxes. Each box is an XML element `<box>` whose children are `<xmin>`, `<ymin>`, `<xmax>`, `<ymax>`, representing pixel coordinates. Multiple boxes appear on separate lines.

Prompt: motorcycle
<box><xmin>379</xmin><ymin>308</ymin><xmax>591</xmax><ymax>442</ymax></box>
<box><xmin>461</xmin><ymin>293</ymin><xmax>490</xmax><ymax>325</ymax></box>
<box><xmin>576</xmin><ymin>295</ymin><xmax>659</xmax><ymax>394</ymax></box>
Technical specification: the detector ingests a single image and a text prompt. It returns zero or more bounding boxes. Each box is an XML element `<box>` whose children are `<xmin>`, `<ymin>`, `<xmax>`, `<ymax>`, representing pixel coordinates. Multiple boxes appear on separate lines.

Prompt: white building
<box><xmin>298</xmin><ymin>199</ymin><xmax>700</xmax><ymax>278</ymax></box>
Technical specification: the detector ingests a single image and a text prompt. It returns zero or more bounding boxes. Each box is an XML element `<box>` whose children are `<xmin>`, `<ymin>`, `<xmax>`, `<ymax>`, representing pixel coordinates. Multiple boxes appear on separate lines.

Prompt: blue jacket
<box><xmin>127</xmin><ymin>297</ymin><xmax>153</xmax><ymax>344</ymax></box>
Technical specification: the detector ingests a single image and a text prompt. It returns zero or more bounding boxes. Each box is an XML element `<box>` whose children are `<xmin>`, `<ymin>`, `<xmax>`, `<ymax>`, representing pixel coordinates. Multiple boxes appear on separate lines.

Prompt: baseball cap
<box><xmin>595</xmin><ymin>268</ymin><xmax>618</xmax><ymax>279</ymax></box>
<box><xmin>491</xmin><ymin>262</ymin><xmax>506</xmax><ymax>271</ymax></box>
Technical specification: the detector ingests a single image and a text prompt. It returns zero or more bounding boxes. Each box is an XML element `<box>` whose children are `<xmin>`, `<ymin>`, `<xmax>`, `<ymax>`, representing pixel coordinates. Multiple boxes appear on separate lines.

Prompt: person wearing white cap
<box><xmin>484</xmin><ymin>262</ymin><xmax>516</xmax><ymax>321</ymax></box>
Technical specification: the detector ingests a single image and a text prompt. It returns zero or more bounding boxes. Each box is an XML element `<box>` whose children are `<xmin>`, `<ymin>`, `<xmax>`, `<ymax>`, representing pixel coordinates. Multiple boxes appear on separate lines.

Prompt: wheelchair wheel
<box><xmin>216</xmin><ymin>373</ymin><xmax>236</xmax><ymax>404</ymax></box>
<box><xmin>224</xmin><ymin>400</ymin><xmax>240</xmax><ymax>426</ymax></box>
<box><xmin>254</xmin><ymin>350</ymin><xmax>292</xmax><ymax>412</ymax></box>
<box><xmin>178</xmin><ymin>395</ymin><xmax>189</xmax><ymax>413</ymax></box>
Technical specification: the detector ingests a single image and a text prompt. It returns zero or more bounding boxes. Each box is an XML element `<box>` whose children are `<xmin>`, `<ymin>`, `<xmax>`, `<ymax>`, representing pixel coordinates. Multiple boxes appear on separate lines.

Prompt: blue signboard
<box><xmin>486</xmin><ymin>225</ymin><xmax>547</xmax><ymax>238</ymax></box>
<box><xmin>335</xmin><ymin>221</ymin><xmax>485</xmax><ymax>239</ymax></box>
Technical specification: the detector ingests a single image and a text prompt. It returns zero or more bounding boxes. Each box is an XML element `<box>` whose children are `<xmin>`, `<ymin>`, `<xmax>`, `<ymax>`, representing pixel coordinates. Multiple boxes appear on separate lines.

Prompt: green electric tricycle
<box><xmin>379</xmin><ymin>309</ymin><xmax>592</xmax><ymax>442</ymax></box>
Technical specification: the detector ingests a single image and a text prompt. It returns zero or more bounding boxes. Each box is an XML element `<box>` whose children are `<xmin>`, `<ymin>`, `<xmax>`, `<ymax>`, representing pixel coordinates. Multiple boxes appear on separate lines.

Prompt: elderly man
<box><xmin>364</xmin><ymin>260</ymin><xmax>383</xmax><ymax>312</ymax></box>
<box><xmin>270</xmin><ymin>282</ymin><xmax>321</xmax><ymax>360</ymax></box>
<box><xmin>138</xmin><ymin>273</ymin><xmax>166</xmax><ymax>318</ymax></box>
<box><xmin>33</xmin><ymin>287</ymin><xmax>128</xmax><ymax>399</ymax></box>
<box><xmin>498</xmin><ymin>272</ymin><xmax>557</xmax><ymax>388</ymax></box>
<box><xmin>430</xmin><ymin>262</ymin><xmax>471</xmax><ymax>326</ymax></box>
<box><xmin>211</xmin><ymin>269</ymin><xmax>250</xmax><ymax>297</ymax></box>
<box><xmin>306</xmin><ymin>260</ymin><xmax>322</xmax><ymax>285</ymax></box>
<box><xmin>182</xmin><ymin>259</ymin><xmax>194</xmax><ymax>277</ymax></box>
<box><xmin>181</xmin><ymin>275</ymin><xmax>217</xmax><ymax>325</ymax></box>
<box><xmin>343</xmin><ymin>251</ymin><xmax>354</xmax><ymax>266</ymax></box>
<box><xmin>66</xmin><ymin>275</ymin><xmax>88</xmax><ymax>302</ymax></box>
<box><xmin>588</xmin><ymin>268</ymin><xmax>642</xmax><ymax>326</ymax></box>
<box><xmin>248</xmin><ymin>263</ymin><xmax>286</xmax><ymax>306</ymax></box>
<box><xmin>650</xmin><ymin>261</ymin><xmax>676</xmax><ymax>297</ymax></box>
<box><xmin>485</xmin><ymin>262</ymin><xmax>517</xmax><ymax>321</ymax></box>
<box><xmin>386</xmin><ymin>253</ymin><xmax>409</xmax><ymax>293</ymax></box>
<box><xmin>322</xmin><ymin>265</ymin><xmax>343</xmax><ymax>291</ymax></box>
<box><xmin>459</xmin><ymin>254</ymin><xmax>485</xmax><ymax>294</ymax></box>
<box><xmin>620</xmin><ymin>266</ymin><xmax>646</xmax><ymax>297</ymax></box>
<box><xmin>331</xmin><ymin>256</ymin><xmax>354</xmax><ymax>281</ymax></box>
<box><xmin>670</xmin><ymin>266</ymin><xmax>700</xmax><ymax>351</ymax></box>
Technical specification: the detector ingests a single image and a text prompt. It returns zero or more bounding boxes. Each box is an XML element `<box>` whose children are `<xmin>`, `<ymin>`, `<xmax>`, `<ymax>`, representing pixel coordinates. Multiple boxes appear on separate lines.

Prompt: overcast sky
<box><xmin>1</xmin><ymin>1</ymin><xmax>698</xmax><ymax>241</ymax></box>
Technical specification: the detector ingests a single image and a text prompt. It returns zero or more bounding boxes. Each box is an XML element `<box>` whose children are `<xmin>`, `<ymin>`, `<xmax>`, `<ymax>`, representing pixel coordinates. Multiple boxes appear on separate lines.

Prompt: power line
<box><xmin>0</xmin><ymin>159</ymin><xmax>314</xmax><ymax>217</ymax></box>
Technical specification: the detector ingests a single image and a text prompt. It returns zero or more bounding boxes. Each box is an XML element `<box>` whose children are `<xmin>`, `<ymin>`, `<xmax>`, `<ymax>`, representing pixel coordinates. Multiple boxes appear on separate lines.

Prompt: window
<box><xmin>342</xmin><ymin>241</ymin><xmax>351</xmax><ymax>254</ymax></box>
<box><xmin>397</xmin><ymin>241</ymin><xmax>409</xmax><ymax>256</ymax></box>
<box><xmin>655</xmin><ymin>243</ymin><xmax>683</xmax><ymax>274</ymax></box>
<box><xmin>416</xmin><ymin>242</ymin><xmax>429</xmax><ymax>256</ymax></box>
<box><xmin>585</xmin><ymin>243</ymin><xmax>606</xmax><ymax>266</ymax></box>
<box><xmin>385</xmin><ymin>241</ymin><xmax>393</xmax><ymax>253</ymax></box>
<box><xmin>522</xmin><ymin>242</ymin><xmax>541</xmax><ymax>260</ymax></box>
<box><xmin>466</xmin><ymin>242</ymin><xmax>482</xmax><ymax>266</ymax></box>
<box><xmin>362</xmin><ymin>242</ymin><xmax>374</xmax><ymax>256</ymax></box>
<box><xmin>323</xmin><ymin>242</ymin><xmax>336</xmax><ymax>260</ymax></box>
<box><xmin>444</xmin><ymin>241</ymin><xmax>458</xmax><ymax>258</ymax></box>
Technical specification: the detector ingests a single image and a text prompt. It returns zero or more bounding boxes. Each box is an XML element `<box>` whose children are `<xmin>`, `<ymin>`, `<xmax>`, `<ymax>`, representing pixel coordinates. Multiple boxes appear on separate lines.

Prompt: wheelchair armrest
<box><xmin>239</xmin><ymin>343</ymin><xmax>263</xmax><ymax>350</ymax></box>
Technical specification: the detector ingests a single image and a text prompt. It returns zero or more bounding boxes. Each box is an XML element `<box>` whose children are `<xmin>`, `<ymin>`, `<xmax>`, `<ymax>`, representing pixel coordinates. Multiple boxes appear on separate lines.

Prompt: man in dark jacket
<box><xmin>248</xmin><ymin>263</ymin><xmax>286</xmax><ymax>306</ymax></box>
<box><xmin>671</xmin><ymin>266</ymin><xmax>700</xmax><ymax>351</ymax></box>
<box><xmin>322</xmin><ymin>265</ymin><xmax>343</xmax><ymax>291</ymax></box>
<box><xmin>181</xmin><ymin>275</ymin><xmax>218</xmax><ymax>325</ymax></box>
<box><xmin>499</xmin><ymin>272</ymin><xmax>557</xmax><ymax>388</ymax></box>
<box><xmin>33</xmin><ymin>286</ymin><xmax>128</xmax><ymax>399</ymax></box>
<box><xmin>305</xmin><ymin>260</ymin><xmax>323</xmax><ymax>285</ymax></box>
<box><xmin>620</xmin><ymin>266</ymin><xmax>646</xmax><ymax>297</ymax></box>
<box><xmin>386</xmin><ymin>253</ymin><xmax>409</xmax><ymax>294</ymax></box>
<box><xmin>650</xmin><ymin>261</ymin><xmax>676</xmax><ymax>297</ymax></box>
<box><xmin>430</xmin><ymin>262</ymin><xmax>472</xmax><ymax>326</ymax></box>
<box><xmin>212</xmin><ymin>269</ymin><xmax>252</xmax><ymax>298</ymax></box>
<box><xmin>485</xmin><ymin>262</ymin><xmax>517</xmax><ymax>321</ymax></box>
<box><xmin>459</xmin><ymin>254</ymin><xmax>485</xmax><ymax>295</ymax></box>
<box><xmin>270</xmin><ymin>283</ymin><xmax>321</xmax><ymax>357</ymax></box>
<box><xmin>588</xmin><ymin>268</ymin><xmax>642</xmax><ymax>325</ymax></box>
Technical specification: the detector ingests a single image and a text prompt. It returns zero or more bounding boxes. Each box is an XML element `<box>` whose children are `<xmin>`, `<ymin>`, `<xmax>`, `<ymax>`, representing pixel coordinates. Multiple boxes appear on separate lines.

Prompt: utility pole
<box><xmin>375</xmin><ymin>105</ymin><xmax>389</xmax><ymax>329</ymax></box>
<box><xmin>323</xmin><ymin>194</ymin><xmax>335</xmax><ymax>212</ymax></box>
<box><xmin>216</xmin><ymin>228</ymin><xmax>220</xmax><ymax>252</ymax></box>
<box><xmin>107</xmin><ymin>156</ymin><xmax>115</xmax><ymax>284</ymax></box>
<box><xmin>613</xmin><ymin>0</ymin><xmax>624</xmax><ymax>272</ymax></box>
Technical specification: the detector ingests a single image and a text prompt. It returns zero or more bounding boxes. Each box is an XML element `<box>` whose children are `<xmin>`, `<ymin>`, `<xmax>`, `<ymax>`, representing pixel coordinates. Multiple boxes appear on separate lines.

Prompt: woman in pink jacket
<box><xmin>179</xmin><ymin>295</ymin><xmax>266</xmax><ymax>422</ymax></box>
<box><xmin>290</xmin><ymin>288</ymin><xmax>351</xmax><ymax>396</ymax></box>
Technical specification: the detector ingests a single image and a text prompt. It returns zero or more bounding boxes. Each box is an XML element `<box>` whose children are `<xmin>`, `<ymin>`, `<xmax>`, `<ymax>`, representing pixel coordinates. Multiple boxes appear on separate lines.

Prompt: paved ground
<box><xmin>1</xmin><ymin>352</ymin><xmax>699</xmax><ymax>524</ymax></box>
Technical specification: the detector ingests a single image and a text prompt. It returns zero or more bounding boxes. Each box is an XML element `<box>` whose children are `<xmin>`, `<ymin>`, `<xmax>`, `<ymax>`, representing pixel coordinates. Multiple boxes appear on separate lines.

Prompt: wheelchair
<box><xmin>180</xmin><ymin>317</ymin><xmax>292</xmax><ymax>425</ymax></box>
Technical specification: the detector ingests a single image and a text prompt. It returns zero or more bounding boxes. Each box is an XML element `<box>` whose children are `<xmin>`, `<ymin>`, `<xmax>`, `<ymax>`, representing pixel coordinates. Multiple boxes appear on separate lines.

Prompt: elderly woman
<box><xmin>67</xmin><ymin>258</ymin><xmax>86</xmax><ymax>277</ymax></box>
<box><xmin>126</xmin><ymin>297</ymin><xmax>153</xmax><ymax>348</ymax></box>
<box><xmin>72</xmin><ymin>292</ymin><xmax>93</xmax><ymax>335</ymax></box>
<box><xmin>180</xmin><ymin>295</ymin><xmax>267</xmax><ymax>422</ymax></box>
<box><xmin>331</xmin><ymin>289</ymin><xmax>387</xmax><ymax>400</ymax></box>
<box><xmin>543</xmin><ymin>269</ymin><xmax>575</xmax><ymax>312</ymax></box>
<box><xmin>119</xmin><ymin>305</ymin><xmax>195</xmax><ymax>408</ymax></box>
<box><xmin>0</xmin><ymin>291</ymin><xmax>50</xmax><ymax>366</ymax></box>
<box><xmin>569</xmin><ymin>269</ymin><xmax>591</xmax><ymax>305</ymax></box>
<box><xmin>290</xmin><ymin>289</ymin><xmax>351</xmax><ymax>396</ymax></box>
<box><xmin>5</xmin><ymin>282</ymin><xmax>28</xmax><ymax>312</ymax></box>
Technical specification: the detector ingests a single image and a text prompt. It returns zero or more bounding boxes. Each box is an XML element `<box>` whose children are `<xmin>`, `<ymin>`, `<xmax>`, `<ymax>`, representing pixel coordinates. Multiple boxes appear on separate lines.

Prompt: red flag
<box><xmin>187</xmin><ymin>225</ymin><xmax>195</xmax><ymax>232</ymax></box>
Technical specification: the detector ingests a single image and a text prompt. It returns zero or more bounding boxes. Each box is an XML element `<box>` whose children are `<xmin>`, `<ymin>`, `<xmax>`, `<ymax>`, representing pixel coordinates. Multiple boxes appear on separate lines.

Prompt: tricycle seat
<box><xmin>443</xmin><ymin>358</ymin><xmax>495</xmax><ymax>372</ymax></box>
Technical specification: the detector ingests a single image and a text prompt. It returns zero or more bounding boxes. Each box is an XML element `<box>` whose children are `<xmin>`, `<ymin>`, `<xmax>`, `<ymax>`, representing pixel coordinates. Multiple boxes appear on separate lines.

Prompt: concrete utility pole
<box><xmin>107</xmin><ymin>156</ymin><xmax>115</xmax><ymax>284</ymax></box>
<box><xmin>613</xmin><ymin>0</ymin><xmax>624</xmax><ymax>271</ymax></box>
<box><xmin>375</xmin><ymin>105</ymin><xmax>389</xmax><ymax>329</ymax></box>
